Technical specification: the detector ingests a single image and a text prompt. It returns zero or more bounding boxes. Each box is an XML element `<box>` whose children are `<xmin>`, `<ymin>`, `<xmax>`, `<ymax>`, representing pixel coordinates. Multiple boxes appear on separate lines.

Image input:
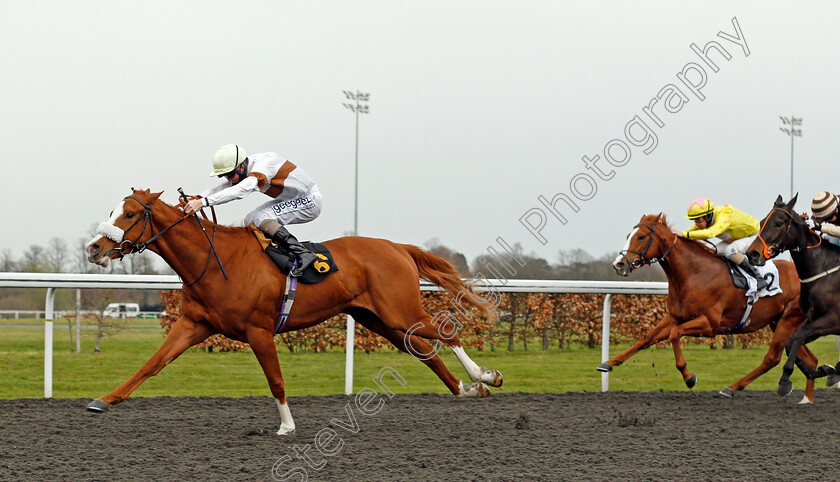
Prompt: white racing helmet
<box><xmin>210</xmin><ymin>144</ymin><xmax>248</xmax><ymax>177</ymax></box>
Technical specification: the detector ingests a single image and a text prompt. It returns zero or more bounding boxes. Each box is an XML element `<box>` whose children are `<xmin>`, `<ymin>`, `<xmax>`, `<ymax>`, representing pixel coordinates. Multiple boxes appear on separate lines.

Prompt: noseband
<box><xmin>618</xmin><ymin>222</ymin><xmax>677</xmax><ymax>270</ymax></box>
<box><xmin>755</xmin><ymin>208</ymin><xmax>821</xmax><ymax>260</ymax></box>
<box><xmin>100</xmin><ymin>195</ymin><xmax>226</xmax><ymax>286</ymax></box>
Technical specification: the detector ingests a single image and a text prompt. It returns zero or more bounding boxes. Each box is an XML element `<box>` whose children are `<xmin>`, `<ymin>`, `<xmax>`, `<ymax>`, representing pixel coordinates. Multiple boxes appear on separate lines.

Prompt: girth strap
<box><xmin>274</xmin><ymin>260</ymin><xmax>299</xmax><ymax>334</ymax></box>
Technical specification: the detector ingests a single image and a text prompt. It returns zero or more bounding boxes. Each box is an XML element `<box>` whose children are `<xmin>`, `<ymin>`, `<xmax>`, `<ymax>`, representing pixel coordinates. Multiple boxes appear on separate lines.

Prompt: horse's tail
<box><xmin>399</xmin><ymin>244</ymin><xmax>491</xmax><ymax>319</ymax></box>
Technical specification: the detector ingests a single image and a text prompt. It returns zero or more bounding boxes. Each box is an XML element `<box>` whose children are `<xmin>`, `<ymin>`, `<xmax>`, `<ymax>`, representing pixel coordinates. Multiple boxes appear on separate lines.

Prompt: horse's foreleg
<box><xmin>246</xmin><ymin>326</ymin><xmax>295</xmax><ymax>435</ymax></box>
<box><xmin>597</xmin><ymin>314</ymin><xmax>677</xmax><ymax>372</ymax></box>
<box><xmin>669</xmin><ymin>315</ymin><xmax>714</xmax><ymax>389</ymax></box>
<box><xmin>779</xmin><ymin>314</ymin><xmax>840</xmax><ymax>397</ymax></box>
<box><xmin>796</xmin><ymin>346</ymin><xmax>818</xmax><ymax>404</ymax></box>
<box><xmin>88</xmin><ymin>317</ymin><xmax>214</xmax><ymax>410</ymax></box>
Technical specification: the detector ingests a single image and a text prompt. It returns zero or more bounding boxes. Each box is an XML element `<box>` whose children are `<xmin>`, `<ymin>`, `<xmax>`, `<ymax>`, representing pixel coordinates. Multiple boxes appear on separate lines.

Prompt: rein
<box><xmin>618</xmin><ymin>222</ymin><xmax>677</xmax><ymax>269</ymax></box>
<box><xmin>102</xmin><ymin>194</ymin><xmax>228</xmax><ymax>286</ymax></box>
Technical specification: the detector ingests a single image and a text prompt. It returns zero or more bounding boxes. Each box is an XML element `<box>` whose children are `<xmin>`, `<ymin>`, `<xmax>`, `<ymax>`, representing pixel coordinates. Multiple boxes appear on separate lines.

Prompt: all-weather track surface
<box><xmin>1</xmin><ymin>390</ymin><xmax>838</xmax><ymax>480</ymax></box>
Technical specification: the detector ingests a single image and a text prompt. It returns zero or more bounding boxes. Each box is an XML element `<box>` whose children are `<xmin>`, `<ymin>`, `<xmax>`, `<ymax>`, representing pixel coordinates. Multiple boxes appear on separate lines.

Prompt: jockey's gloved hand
<box><xmin>178</xmin><ymin>195</ymin><xmax>202</xmax><ymax>208</ymax></box>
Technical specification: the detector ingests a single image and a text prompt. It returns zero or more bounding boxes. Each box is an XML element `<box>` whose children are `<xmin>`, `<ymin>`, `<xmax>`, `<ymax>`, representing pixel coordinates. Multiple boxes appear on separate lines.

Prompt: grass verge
<box><xmin>1</xmin><ymin>322</ymin><xmax>838</xmax><ymax>399</ymax></box>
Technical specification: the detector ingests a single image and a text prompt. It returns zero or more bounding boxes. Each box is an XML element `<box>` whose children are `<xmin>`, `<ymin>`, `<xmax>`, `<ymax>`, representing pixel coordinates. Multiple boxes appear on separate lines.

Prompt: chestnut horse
<box><xmin>84</xmin><ymin>189</ymin><xmax>503</xmax><ymax>435</ymax></box>
<box><xmin>747</xmin><ymin>195</ymin><xmax>840</xmax><ymax>396</ymax></box>
<box><xmin>608</xmin><ymin>214</ymin><xmax>818</xmax><ymax>401</ymax></box>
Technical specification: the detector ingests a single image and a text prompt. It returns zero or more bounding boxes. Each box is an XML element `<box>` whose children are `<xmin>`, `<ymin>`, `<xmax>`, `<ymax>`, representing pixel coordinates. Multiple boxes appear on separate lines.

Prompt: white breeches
<box><xmin>719</xmin><ymin>234</ymin><xmax>757</xmax><ymax>258</ymax></box>
<box><xmin>244</xmin><ymin>189</ymin><xmax>322</xmax><ymax>228</ymax></box>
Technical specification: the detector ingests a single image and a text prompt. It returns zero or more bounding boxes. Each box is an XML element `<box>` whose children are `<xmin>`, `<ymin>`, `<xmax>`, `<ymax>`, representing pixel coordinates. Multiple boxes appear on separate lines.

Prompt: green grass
<box><xmin>1</xmin><ymin>321</ymin><xmax>839</xmax><ymax>399</ymax></box>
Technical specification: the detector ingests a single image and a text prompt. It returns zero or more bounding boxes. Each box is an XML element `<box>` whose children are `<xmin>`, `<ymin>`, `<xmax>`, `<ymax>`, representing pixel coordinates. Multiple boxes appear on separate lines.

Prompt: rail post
<box><xmin>44</xmin><ymin>287</ymin><xmax>55</xmax><ymax>398</ymax></box>
<box><xmin>601</xmin><ymin>294</ymin><xmax>612</xmax><ymax>392</ymax></box>
<box><xmin>345</xmin><ymin>316</ymin><xmax>355</xmax><ymax>395</ymax></box>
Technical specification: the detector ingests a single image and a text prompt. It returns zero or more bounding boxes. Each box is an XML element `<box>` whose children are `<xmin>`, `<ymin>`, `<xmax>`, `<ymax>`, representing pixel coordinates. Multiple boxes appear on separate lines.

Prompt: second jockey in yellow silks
<box><xmin>676</xmin><ymin>197</ymin><xmax>768</xmax><ymax>290</ymax></box>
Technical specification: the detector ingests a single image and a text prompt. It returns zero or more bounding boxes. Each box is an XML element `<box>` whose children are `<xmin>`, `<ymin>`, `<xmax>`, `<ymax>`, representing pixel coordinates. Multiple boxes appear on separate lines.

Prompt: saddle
<box><xmin>724</xmin><ymin>259</ymin><xmax>750</xmax><ymax>291</ymax></box>
<box><xmin>251</xmin><ymin>229</ymin><xmax>338</xmax><ymax>284</ymax></box>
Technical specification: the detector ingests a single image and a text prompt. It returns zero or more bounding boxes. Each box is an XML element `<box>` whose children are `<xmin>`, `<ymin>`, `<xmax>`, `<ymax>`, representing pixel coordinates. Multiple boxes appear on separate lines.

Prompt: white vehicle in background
<box><xmin>103</xmin><ymin>303</ymin><xmax>140</xmax><ymax>319</ymax></box>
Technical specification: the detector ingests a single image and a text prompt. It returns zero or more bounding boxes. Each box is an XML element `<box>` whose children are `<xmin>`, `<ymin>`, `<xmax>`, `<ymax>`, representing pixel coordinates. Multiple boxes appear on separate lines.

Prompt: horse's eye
<box><xmin>637</xmin><ymin>235</ymin><xmax>645</xmax><ymax>240</ymax></box>
<box><xmin>126</xmin><ymin>212</ymin><xmax>135</xmax><ymax>219</ymax></box>
<box><xmin>774</xmin><ymin>221</ymin><xmax>783</xmax><ymax>227</ymax></box>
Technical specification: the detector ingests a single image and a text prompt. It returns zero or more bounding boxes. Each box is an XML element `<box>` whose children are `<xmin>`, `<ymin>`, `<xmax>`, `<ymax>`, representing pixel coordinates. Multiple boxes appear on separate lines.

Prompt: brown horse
<box><xmin>84</xmin><ymin>189</ymin><xmax>503</xmax><ymax>435</ymax></box>
<box><xmin>747</xmin><ymin>195</ymin><xmax>840</xmax><ymax>396</ymax></box>
<box><xmin>607</xmin><ymin>214</ymin><xmax>818</xmax><ymax>401</ymax></box>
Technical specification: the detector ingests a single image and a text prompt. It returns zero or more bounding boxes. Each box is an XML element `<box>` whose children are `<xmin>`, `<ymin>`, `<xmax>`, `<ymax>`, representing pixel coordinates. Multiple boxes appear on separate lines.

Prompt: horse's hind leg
<box><xmin>388</xmin><ymin>309</ymin><xmax>503</xmax><ymax>388</ymax></box>
<box><xmin>246</xmin><ymin>326</ymin><xmax>296</xmax><ymax>435</ymax></box>
<box><xmin>721</xmin><ymin>317</ymin><xmax>815</xmax><ymax>400</ymax></box>
<box><xmin>87</xmin><ymin>317</ymin><xmax>214</xmax><ymax>412</ymax></box>
<box><xmin>351</xmin><ymin>310</ymin><xmax>490</xmax><ymax>398</ymax></box>
<box><xmin>366</xmin><ymin>289</ymin><xmax>504</xmax><ymax>388</ymax></box>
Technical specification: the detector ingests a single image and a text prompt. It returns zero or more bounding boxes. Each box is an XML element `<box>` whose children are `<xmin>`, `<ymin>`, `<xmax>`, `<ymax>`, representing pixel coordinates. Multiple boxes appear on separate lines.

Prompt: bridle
<box><xmin>755</xmin><ymin>207</ymin><xmax>821</xmax><ymax>260</ymax></box>
<box><xmin>618</xmin><ymin>222</ymin><xmax>677</xmax><ymax>270</ymax></box>
<box><xmin>100</xmin><ymin>194</ymin><xmax>228</xmax><ymax>286</ymax></box>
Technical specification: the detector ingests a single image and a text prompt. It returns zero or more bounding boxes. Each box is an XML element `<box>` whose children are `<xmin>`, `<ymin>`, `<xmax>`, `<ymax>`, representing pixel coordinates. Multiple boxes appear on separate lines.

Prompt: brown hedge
<box><xmin>160</xmin><ymin>290</ymin><xmax>772</xmax><ymax>353</ymax></box>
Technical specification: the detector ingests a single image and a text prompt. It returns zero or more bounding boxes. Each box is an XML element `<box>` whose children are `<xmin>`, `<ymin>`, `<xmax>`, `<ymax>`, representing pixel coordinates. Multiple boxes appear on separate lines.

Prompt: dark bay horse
<box><xmin>84</xmin><ymin>189</ymin><xmax>503</xmax><ymax>435</ymax></box>
<box><xmin>747</xmin><ymin>195</ymin><xmax>840</xmax><ymax>396</ymax></box>
<box><xmin>608</xmin><ymin>214</ymin><xmax>818</xmax><ymax>401</ymax></box>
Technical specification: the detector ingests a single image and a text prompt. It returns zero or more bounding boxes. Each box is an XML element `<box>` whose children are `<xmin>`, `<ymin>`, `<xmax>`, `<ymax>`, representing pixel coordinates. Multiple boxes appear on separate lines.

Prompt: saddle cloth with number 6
<box><xmin>251</xmin><ymin>229</ymin><xmax>338</xmax><ymax>284</ymax></box>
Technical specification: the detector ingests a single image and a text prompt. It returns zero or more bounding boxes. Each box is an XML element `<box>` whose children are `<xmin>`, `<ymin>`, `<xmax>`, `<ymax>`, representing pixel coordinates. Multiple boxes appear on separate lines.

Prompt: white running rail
<box><xmin>0</xmin><ymin>272</ymin><xmax>668</xmax><ymax>397</ymax></box>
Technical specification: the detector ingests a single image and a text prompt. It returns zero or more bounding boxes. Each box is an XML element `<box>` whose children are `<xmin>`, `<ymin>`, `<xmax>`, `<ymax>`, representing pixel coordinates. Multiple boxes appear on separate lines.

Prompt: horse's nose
<box><xmin>613</xmin><ymin>260</ymin><xmax>628</xmax><ymax>276</ymax></box>
<box><xmin>87</xmin><ymin>243</ymin><xmax>101</xmax><ymax>256</ymax></box>
<box><xmin>746</xmin><ymin>250</ymin><xmax>759</xmax><ymax>264</ymax></box>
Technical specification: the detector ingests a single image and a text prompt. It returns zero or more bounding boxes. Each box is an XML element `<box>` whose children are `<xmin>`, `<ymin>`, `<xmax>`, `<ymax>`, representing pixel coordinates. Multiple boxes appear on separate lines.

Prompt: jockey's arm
<box><xmin>820</xmin><ymin>222</ymin><xmax>840</xmax><ymax>238</ymax></box>
<box><xmin>684</xmin><ymin>212</ymin><xmax>731</xmax><ymax>240</ymax></box>
<box><xmin>199</xmin><ymin>181</ymin><xmax>229</xmax><ymax>201</ymax></box>
<box><xmin>202</xmin><ymin>176</ymin><xmax>260</xmax><ymax>208</ymax></box>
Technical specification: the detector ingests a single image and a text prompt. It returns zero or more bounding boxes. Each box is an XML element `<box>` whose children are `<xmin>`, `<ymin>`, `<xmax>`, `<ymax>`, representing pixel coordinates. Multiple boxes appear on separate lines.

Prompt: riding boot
<box><xmin>738</xmin><ymin>259</ymin><xmax>769</xmax><ymax>290</ymax></box>
<box><xmin>270</xmin><ymin>226</ymin><xmax>318</xmax><ymax>277</ymax></box>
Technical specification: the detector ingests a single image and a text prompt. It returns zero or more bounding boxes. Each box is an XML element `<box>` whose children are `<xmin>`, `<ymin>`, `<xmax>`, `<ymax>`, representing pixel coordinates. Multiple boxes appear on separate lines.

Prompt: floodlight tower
<box><xmin>342</xmin><ymin>91</ymin><xmax>370</xmax><ymax>236</ymax></box>
<box><xmin>779</xmin><ymin>115</ymin><xmax>803</xmax><ymax>200</ymax></box>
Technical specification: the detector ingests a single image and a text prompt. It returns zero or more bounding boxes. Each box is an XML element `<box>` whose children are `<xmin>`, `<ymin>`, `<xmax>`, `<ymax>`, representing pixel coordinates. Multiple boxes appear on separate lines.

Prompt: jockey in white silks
<box><xmin>183</xmin><ymin>144</ymin><xmax>322</xmax><ymax>277</ymax></box>
<box><xmin>810</xmin><ymin>191</ymin><xmax>840</xmax><ymax>246</ymax></box>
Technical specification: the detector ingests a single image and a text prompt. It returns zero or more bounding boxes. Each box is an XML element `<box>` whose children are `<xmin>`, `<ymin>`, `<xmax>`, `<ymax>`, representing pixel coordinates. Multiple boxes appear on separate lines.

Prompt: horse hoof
<box><xmin>718</xmin><ymin>387</ymin><xmax>735</xmax><ymax>398</ymax></box>
<box><xmin>596</xmin><ymin>363</ymin><xmax>613</xmax><ymax>373</ymax></box>
<box><xmin>276</xmin><ymin>426</ymin><xmax>295</xmax><ymax>436</ymax></box>
<box><xmin>86</xmin><ymin>399</ymin><xmax>109</xmax><ymax>413</ymax></box>
<box><xmin>827</xmin><ymin>373</ymin><xmax>840</xmax><ymax>387</ymax></box>
<box><xmin>777</xmin><ymin>380</ymin><xmax>793</xmax><ymax>397</ymax></box>
<box><xmin>458</xmin><ymin>382</ymin><xmax>491</xmax><ymax>398</ymax></box>
<box><xmin>489</xmin><ymin>370</ymin><xmax>503</xmax><ymax>388</ymax></box>
<box><xmin>685</xmin><ymin>374</ymin><xmax>697</xmax><ymax>389</ymax></box>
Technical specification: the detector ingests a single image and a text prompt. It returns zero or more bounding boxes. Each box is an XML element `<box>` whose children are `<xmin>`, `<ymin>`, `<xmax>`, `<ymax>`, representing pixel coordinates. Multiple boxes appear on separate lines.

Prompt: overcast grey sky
<box><xmin>1</xmin><ymin>1</ymin><xmax>837</xmax><ymax>269</ymax></box>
